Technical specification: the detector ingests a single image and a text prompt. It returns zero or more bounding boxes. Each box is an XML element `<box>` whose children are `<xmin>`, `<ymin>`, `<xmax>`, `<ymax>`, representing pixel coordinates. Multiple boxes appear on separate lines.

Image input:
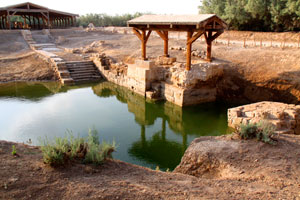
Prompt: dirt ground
<box><xmin>1</xmin><ymin>133</ymin><xmax>300</xmax><ymax>200</ymax></box>
<box><xmin>0</xmin><ymin>52</ymin><xmax>57</xmax><ymax>83</ymax></box>
<box><xmin>0</xmin><ymin>31</ymin><xmax>57</xmax><ymax>83</ymax></box>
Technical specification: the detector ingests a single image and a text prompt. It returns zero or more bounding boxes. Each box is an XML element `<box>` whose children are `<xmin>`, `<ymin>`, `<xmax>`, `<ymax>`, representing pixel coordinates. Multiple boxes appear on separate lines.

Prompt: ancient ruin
<box><xmin>228</xmin><ymin>101</ymin><xmax>300</xmax><ymax>134</ymax></box>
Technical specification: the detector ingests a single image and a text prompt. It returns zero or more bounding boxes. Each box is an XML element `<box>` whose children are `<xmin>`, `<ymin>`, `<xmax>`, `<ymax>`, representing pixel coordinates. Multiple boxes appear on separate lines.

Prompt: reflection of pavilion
<box><xmin>93</xmin><ymin>81</ymin><xmax>228</xmax><ymax>169</ymax></box>
<box><xmin>129</xmin><ymin>121</ymin><xmax>186</xmax><ymax>170</ymax></box>
<box><xmin>93</xmin><ymin>81</ymin><xmax>228</xmax><ymax>137</ymax></box>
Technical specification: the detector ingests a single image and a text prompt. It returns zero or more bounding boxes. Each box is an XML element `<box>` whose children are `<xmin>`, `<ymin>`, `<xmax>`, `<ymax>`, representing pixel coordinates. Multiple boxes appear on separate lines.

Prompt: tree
<box><xmin>198</xmin><ymin>0</ymin><xmax>300</xmax><ymax>31</ymax></box>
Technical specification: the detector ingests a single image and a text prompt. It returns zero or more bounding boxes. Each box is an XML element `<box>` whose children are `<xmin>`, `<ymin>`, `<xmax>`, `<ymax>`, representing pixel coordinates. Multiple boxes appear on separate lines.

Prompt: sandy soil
<box><xmin>0</xmin><ymin>32</ymin><xmax>29</xmax><ymax>58</ymax></box>
<box><xmin>0</xmin><ymin>52</ymin><xmax>57</xmax><ymax>83</ymax></box>
<box><xmin>0</xmin><ymin>31</ymin><xmax>57</xmax><ymax>83</ymax></box>
<box><xmin>1</xmin><ymin>134</ymin><xmax>300</xmax><ymax>199</ymax></box>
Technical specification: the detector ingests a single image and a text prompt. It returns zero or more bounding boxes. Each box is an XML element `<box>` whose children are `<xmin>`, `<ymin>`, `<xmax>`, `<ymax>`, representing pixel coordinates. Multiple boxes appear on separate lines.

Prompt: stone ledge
<box><xmin>228</xmin><ymin>101</ymin><xmax>300</xmax><ymax>134</ymax></box>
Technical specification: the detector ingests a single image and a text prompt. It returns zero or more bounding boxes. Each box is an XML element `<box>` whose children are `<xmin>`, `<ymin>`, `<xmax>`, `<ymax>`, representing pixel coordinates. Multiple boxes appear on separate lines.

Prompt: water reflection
<box><xmin>92</xmin><ymin>82</ymin><xmax>228</xmax><ymax>170</ymax></box>
<box><xmin>0</xmin><ymin>81</ymin><xmax>229</xmax><ymax>170</ymax></box>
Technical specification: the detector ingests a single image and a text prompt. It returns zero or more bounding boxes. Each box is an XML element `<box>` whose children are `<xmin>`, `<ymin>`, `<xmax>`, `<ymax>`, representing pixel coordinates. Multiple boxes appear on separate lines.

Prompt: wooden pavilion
<box><xmin>0</xmin><ymin>2</ymin><xmax>78</xmax><ymax>30</ymax></box>
<box><xmin>128</xmin><ymin>14</ymin><xmax>227</xmax><ymax>70</ymax></box>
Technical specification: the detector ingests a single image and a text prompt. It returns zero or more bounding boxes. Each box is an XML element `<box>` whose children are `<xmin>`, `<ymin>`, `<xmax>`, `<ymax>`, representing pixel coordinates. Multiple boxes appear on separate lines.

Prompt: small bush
<box><xmin>40</xmin><ymin>129</ymin><xmax>116</xmax><ymax>167</ymax></box>
<box><xmin>238</xmin><ymin>121</ymin><xmax>276</xmax><ymax>145</ymax></box>
<box><xmin>11</xmin><ymin>145</ymin><xmax>17</xmax><ymax>156</ymax></box>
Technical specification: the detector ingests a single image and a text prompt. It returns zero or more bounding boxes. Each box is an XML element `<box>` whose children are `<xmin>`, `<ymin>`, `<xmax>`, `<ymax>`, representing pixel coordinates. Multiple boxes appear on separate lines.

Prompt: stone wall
<box><xmin>92</xmin><ymin>54</ymin><xmax>224</xmax><ymax>106</ymax></box>
<box><xmin>228</xmin><ymin>101</ymin><xmax>300</xmax><ymax>134</ymax></box>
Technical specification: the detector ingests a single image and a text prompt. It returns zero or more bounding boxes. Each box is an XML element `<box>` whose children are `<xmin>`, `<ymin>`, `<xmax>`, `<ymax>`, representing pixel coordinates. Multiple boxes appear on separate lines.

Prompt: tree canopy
<box><xmin>76</xmin><ymin>13</ymin><xmax>145</xmax><ymax>27</ymax></box>
<box><xmin>199</xmin><ymin>0</ymin><xmax>300</xmax><ymax>31</ymax></box>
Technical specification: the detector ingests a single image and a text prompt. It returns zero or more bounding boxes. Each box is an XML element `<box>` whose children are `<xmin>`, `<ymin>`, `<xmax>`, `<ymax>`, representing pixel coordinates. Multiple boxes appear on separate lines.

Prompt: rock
<box><xmin>174</xmin><ymin>136</ymin><xmax>238</xmax><ymax>178</ymax></box>
<box><xmin>157</xmin><ymin>56</ymin><xmax>176</xmax><ymax>65</ymax></box>
<box><xmin>56</xmin><ymin>36</ymin><xmax>66</xmax><ymax>44</ymax></box>
<box><xmin>228</xmin><ymin>101</ymin><xmax>300</xmax><ymax>134</ymax></box>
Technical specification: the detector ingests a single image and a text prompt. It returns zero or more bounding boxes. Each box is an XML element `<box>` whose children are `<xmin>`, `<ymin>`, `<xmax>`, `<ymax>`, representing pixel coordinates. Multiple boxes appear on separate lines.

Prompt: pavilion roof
<box><xmin>128</xmin><ymin>14</ymin><xmax>227</xmax><ymax>29</ymax></box>
<box><xmin>0</xmin><ymin>2</ymin><xmax>79</xmax><ymax>17</ymax></box>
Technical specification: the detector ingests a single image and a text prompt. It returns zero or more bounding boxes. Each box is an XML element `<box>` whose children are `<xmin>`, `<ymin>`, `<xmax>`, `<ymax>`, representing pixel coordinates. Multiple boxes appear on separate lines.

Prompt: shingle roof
<box><xmin>128</xmin><ymin>14</ymin><xmax>217</xmax><ymax>25</ymax></box>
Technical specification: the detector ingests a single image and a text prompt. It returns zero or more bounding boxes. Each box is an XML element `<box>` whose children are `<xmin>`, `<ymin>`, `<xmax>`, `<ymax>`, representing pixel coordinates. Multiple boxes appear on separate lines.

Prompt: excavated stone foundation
<box><xmin>92</xmin><ymin>54</ymin><xmax>224</xmax><ymax>106</ymax></box>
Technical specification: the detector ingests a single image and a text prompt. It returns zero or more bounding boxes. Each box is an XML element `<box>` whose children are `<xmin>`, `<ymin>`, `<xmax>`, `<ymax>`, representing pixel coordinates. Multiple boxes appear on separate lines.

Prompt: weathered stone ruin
<box><xmin>92</xmin><ymin>54</ymin><xmax>224</xmax><ymax>106</ymax></box>
<box><xmin>228</xmin><ymin>101</ymin><xmax>300</xmax><ymax>134</ymax></box>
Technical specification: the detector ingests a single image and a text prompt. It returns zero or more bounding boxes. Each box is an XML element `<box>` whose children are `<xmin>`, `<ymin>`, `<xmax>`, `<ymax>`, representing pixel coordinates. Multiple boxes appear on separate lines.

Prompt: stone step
<box><xmin>66</xmin><ymin>61</ymin><xmax>94</xmax><ymax>64</ymax></box>
<box><xmin>67</xmin><ymin>64</ymin><xmax>95</xmax><ymax>67</ymax></box>
<box><xmin>61</xmin><ymin>78</ymin><xmax>74</xmax><ymax>84</ymax></box>
<box><xmin>73</xmin><ymin>78</ymin><xmax>102</xmax><ymax>82</ymax></box>
<box><xmin>58</xmin><ymin>70</ymin><xmax>70</xmax><ymax>76</ymax></box>
<box><xmin>66</xmin><ymin>64</ymin><xmax>94</xmax><ymax>67</ymax></box>
<box><xmin>68</xmin><ymin>69</ymin><xmax>98</xmax><ymax>73</ymax></box>
<box><xmin>70</xmin><ymin>74</ymin><xmax>101</xmax><ymax>78</ymax></box>
<box><xmin>67</xmin><ymin>66</ymin><xmax>96</xmax><ymax>70</ymax></box>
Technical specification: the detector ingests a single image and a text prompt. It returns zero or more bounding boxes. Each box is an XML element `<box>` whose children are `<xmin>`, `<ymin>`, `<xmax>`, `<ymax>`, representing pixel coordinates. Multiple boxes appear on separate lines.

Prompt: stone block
<box><xmin>135</xmin><ymin>60</ymin><xmax>155</xmax><ymax>69</ymax></box>
<box><xmin>157</xmin><ymin>56</ymin><xmax>176</xmax><ymax>65</ymax></box>
<box><xmin>228</xmin><ymin>101</ymin><xmax>300</xmax><ymax>135</ymax></box>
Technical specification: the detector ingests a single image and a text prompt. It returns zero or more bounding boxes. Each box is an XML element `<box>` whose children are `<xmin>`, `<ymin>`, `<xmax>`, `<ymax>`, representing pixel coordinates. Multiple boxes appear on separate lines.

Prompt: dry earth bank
<box><xmin>1</xmin><ymin>134</ymin><xmax>300</xmax><ymax>199</ymax></box>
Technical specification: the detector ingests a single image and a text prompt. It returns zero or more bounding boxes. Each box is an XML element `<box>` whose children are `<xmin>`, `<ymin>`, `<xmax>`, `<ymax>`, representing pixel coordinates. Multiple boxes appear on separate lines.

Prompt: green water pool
<box><xmin>0</xmin><ymin>81</ymin><xmax>230</xmax><ymax>170</ymax></box>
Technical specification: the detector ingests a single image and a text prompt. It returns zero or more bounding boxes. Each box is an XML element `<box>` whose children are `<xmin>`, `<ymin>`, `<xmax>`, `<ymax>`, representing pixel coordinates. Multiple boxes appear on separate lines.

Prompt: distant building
<box><xmin>0</xmin><ymin>2</ymin><xmax>79</xmax><ymax>30</ymax></box>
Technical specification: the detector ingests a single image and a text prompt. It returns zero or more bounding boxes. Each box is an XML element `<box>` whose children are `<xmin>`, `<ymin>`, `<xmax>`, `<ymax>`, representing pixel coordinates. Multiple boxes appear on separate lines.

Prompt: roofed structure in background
<box><xmin>128</xmin><ymin>14</ymin><xmax>227</xmax><ymax>70</ymax></box>
<box><xmin>0</xmin><ymin>2</ymin><xmax>79</xmax><ymax>30</ymax></box>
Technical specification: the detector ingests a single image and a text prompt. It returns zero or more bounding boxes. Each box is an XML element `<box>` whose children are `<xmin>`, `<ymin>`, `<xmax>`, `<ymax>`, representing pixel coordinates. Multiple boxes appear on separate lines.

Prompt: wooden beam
<box><xmin>209</xmin><ymin>30</ymin><xmax>224</xmax><ymax>42</ymax></box>
<box><xmin>186</xmin><ymin>31</ymin><xmax>193</xmax><ymax>71</ymax></box>
<box><xmin>7</xmin><ymin>11</ymin><xmax>10</xmax><ymax>30</ymax></box>
<box><xmin>47</xmin><ymin>12</ymin><xmax>50</xmax><ymax>28</ymax></box>
<box><xmin>155</xmin><ymin>30</ymin><xmax>169</xmax><ymax>57</ymax></box>
<box><xmin>205</xmin><ymin>31</ymin><xmax>212</xmax><ymax>62</ymax></box>
<box><xmin>155</xmin><ymin>30</ymin><xmax>167</xmax><ymax>41</ymax></box>
<box><xmin>11</xmin><ymin>11</ymin><xmax>17</xmax><ymax>16</ymax></box>
<box><xmin>187</xmin><ymin>30</ymin><xmax>205</xmax><ymax>45</ymax></box>
<box><xmin>163</xmin><ymin>31</ymin><xmax>169</xmax><ymax>57</ymax></box>
<box><xmin>132</xmin><ymin>28</ymin><xmax>142</xmax><ymax>41</ymax></box>
<box><xmin>6</xmin><ymin>9</ymin><xmax>49</xmax><ymax>13</ymax></box>
<box><xmin>142</xmin><ymin>30</ymin><xmax>147</xmax><ymax>60</ymax></box>
<box><xmin>145</xmin><ymin>30</ymin><xmax>152</xmax><ymax>43</ymax></box>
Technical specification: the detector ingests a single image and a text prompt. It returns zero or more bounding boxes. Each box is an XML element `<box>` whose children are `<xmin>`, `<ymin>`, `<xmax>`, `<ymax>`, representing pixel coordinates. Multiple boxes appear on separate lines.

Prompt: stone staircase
<box><xmin>66</xmin><ymin>61</ymin><xmax>102</xmax><ymax>82</ymax></box>
<box><xmin>21</xmin><ymin>30</ymin><xmax>102</xmax><ymax>85</ymax></box>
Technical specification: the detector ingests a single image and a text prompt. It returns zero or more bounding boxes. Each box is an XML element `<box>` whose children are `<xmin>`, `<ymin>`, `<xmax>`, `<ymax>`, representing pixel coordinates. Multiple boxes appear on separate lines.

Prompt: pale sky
<box><xmin>0</xmin><ymin>0</ymin><xmax>200</xmax><ymax>16</ymax></box>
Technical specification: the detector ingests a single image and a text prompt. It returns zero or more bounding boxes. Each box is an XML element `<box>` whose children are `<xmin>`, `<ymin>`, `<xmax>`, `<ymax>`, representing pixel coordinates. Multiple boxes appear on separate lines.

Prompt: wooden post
<box><xmin>206</xmin><ymin>31</ymin><xmax>212</xmax><ymax>62</ymax></box>
<box><xmin>142</xmin><ymin>30</ymin><xmax>146</xmax><ymax>60</ymax></box>
<box><xmin>132</xmin><ymin>28</ymin><xmax>151</xmax><ymax>60</ymax></box>
<box><xmin>23</xmin><ymin>16</ymin><xmax>26</xmax><ymax>29</ymax></box>
<box><xmin>260</xmin><ymin>39</ymin><xmax>262</xmax><ymax>48</ymax></box>
<box><xmin>7</xmin><ymin>10</ymin><xmax>11</xmax><ymax>30</ymax></box>
<box><xmin>164</xmin><ymin>31</ymin><xmax>169</xmax><ymax>57</ymax></box>
<box><xmin>186</xmin><ymin>31</ymin><xmax>193</xmax><ymax>71</ymax></box>
<box><xmin>47</xmin><ymin>12</ymin><xmax>50</xmax><ymax>29</ymax></box>
<box><xmin>37</xmin><ymin>15</ymin><xmax>40</xmax><ymax>29</ymax></box>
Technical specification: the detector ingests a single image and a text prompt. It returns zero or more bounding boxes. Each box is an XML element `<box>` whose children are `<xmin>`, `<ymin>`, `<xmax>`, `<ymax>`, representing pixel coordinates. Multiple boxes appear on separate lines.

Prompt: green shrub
<box><xmin>238</xmin><ymin>121</ymin><xmax>276</xmax><ymax>145</ymax></box>
<box><xmin>40</xmin><ymin>129</ymin><xmax>116</xmax><ymax>167</ymax></box>
<box><xmin>11</xmin><ymin>145</ymin><xmax>17</xmax><ymax>156</ymax></box>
